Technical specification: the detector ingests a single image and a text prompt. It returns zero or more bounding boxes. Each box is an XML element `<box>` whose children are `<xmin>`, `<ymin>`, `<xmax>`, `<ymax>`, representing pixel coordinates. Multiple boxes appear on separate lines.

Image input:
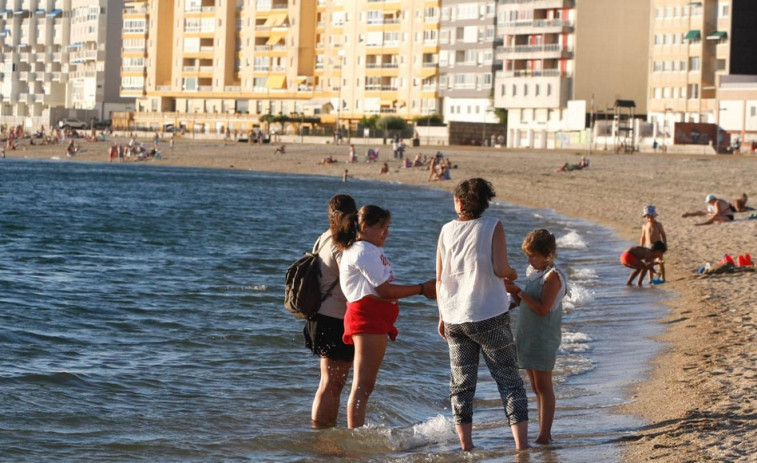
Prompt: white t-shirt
<box><xmin>339</xmin><ymin>241</ymin><xmax>394</xmax><ymax>302</ymax></box>
<box><xmin>436</xmin><ymin>216</ymin><xmax>511</xmax><ymax>324</ymax></box>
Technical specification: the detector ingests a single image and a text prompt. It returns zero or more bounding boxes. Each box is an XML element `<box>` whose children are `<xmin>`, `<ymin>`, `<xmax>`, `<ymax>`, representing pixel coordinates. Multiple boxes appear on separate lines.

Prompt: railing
<box><xmin>366</xmin><ymin>62</ymin><xmax>399</xmax><ymax>69</ymax></box>
<box><xmin>501</xmin><ymin>69</ymin><xmax>569</xmax><ymax>78</ymax></box>
<box><xmin>499</xmin><ymin>44</ymin><xmax>571</xmax><ymax>53</ymax></box>
<box><xmin>365</xmin><ymin>85</ymin><xmax>398</xmax><ymax>91</ymax></box>
<box><xmin>501</xmin><ymin>19</ymin><xmax>573</xmax><ymax>29</ymax></box>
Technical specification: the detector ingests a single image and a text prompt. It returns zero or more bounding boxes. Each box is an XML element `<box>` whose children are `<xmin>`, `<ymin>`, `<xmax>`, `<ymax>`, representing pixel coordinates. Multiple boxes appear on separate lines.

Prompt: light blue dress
<box><xmin>515</xmin><ymin>265</ymin><xmax>566</xmax><ymax>371</ymax></box>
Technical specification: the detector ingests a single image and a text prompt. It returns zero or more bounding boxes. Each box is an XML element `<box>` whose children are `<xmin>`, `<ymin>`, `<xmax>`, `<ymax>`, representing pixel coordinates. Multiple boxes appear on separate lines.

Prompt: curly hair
<box><xmin>454</xmin><ymin>178</ymin><xmax>495</xmax><ymax>220</ymax></box>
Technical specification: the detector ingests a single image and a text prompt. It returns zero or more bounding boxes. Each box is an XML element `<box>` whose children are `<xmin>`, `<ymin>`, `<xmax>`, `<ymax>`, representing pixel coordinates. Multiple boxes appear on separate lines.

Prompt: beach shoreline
<box><xmin>6</xmin><ymin>138</ymin><xmax>756</xmax><ymax>461</ymax></box>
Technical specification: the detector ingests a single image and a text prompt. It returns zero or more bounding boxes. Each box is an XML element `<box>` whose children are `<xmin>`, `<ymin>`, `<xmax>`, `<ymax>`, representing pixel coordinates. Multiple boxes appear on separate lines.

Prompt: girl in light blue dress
<box><xmin>506</xmin><ymin>229</ymin><xmax>567</xmax><ymax>445</ymax></box>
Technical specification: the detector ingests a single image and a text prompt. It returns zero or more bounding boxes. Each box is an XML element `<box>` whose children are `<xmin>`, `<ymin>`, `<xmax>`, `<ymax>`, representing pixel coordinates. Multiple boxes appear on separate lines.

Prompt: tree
<box><xmin>412</xmin><ymin>114</ymin><xmax>444</xmax><ymax>126</ymax></box>
<box><xmin>377</xmin><ymin>116</ymin><xmax>407</xmax><ymax>132</ymax></box>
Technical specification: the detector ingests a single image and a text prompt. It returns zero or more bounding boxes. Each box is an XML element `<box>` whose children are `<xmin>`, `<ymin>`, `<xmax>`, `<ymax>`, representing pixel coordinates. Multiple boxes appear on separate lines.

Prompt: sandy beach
<box><xmin>7</xmin><ymin>136</ymin><xmax>756</xmax><ymax>461</ymax></box>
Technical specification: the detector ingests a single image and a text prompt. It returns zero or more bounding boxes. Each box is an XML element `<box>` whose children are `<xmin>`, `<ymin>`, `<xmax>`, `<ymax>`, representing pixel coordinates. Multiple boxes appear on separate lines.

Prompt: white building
<box><xmin>0</xmin><ymin>0</ymin><xmax>131</xmax><ymax>130</ymax></box>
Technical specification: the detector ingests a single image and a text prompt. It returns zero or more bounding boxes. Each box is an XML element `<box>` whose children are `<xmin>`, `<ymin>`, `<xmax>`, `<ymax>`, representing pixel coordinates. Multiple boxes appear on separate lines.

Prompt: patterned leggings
<box><xmin>444</xmin><ymin>312</ymin><xmax>529</xmax><ymax>426</ymax></box>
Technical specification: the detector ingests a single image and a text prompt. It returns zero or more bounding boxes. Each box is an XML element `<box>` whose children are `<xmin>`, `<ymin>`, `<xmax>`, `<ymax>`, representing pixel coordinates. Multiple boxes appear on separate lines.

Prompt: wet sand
<box><xmin>8</xmin><ymin>137</ymin><xmax>756</xmax><ymax>461</ymax></box>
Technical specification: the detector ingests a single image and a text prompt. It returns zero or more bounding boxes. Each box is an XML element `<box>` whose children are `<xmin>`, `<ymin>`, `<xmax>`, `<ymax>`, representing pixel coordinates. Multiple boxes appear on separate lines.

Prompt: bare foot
<box><xmin>534</xmin><ymin>436</ymin><xmax>553</xmax><ymax>445</ymax></box>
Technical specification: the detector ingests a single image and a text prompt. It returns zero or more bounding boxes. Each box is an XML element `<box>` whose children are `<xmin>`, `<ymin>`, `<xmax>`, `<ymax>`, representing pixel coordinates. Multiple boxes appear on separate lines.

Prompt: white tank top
<box><xmin>437</xmin><ymin>216</ymin><xmax>511</xmax><ymax>324</ymax></box>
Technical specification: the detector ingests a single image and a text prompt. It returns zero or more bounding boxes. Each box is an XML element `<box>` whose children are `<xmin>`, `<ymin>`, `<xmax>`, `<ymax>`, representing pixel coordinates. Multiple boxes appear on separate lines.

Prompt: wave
<box><xmin>557</xmin><ymin>231</ymin><xmax>587</xmax><ymax>250</ymax></box>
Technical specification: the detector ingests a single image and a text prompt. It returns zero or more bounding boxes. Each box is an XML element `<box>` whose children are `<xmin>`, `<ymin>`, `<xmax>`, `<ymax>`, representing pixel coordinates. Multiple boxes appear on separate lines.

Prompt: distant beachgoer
<box><xmin>620</xmin><ymin>242</ymin><xmax>667</xmax><ymax>286</ymax></box>
<box><xmin>348</xmin><ymin>144</ymin><xmax>357</xmax><ymax>163</ymax></box>
<box><xmin>640</xmin><ymin>205</ymin><xmax>667</xmax><ymax>282</ymax></box>
<box><xmin>379</xmin><ymin>162</ymin><xmax>389</xmax><ymax>174</ymax></box>
<box><xmin>731</xmin><ymin>193</ymin><xmax>752</xmax><ymax>212</ymax></box>
<box><xmin>682</xmin><ymin>194</ymin><xmax>735</xmax><ymax>225</ymax></box>
<box><xmin>274</xmin><ymin>144</ymin><xmax>286</xmax><ymax>155</ymax></box>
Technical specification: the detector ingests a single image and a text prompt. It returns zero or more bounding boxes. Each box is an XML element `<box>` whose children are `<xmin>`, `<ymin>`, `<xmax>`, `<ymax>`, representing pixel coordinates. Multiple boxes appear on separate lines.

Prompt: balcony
<box><xmin>499</xmin><ymin>43</ymin><xmax>573</xmax><ymax>60</ymax></box>
<box><xmin>501</xmin><ymin>19</ymin><xmax>573</xmax><ymax>35</ymax></box>
<box><xmin>366</xmin><ymin>63</ymin><xmax>399</xmax><ymax>69</ymax></box>
<box><xmin>498</xmin><ymin>0</ymin><xmax>574</xmax><ymax>7</ymax></box>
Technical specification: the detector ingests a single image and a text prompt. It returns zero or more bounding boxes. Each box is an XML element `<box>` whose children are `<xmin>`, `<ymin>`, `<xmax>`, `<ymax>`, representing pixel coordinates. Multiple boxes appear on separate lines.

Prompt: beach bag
<box><xmin>284</xmin><ymin>236</ymin><xmax>339</xmax><ymax>320</ymax></box>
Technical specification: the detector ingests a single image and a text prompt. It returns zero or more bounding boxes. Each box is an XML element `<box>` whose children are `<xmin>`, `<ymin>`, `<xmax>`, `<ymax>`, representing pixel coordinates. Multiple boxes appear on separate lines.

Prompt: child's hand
<box><xmin>504</xmin><ymin>279</ymin><xmax>521</xmax><ymax>295</ymax></box>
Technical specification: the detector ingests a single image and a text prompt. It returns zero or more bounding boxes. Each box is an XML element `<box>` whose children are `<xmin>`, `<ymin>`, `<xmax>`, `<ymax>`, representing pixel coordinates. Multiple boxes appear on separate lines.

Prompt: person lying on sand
<box><xmin>682</xmin><ymin>194</ymin><xmax>735</xmax><ymax>225</ymax></box>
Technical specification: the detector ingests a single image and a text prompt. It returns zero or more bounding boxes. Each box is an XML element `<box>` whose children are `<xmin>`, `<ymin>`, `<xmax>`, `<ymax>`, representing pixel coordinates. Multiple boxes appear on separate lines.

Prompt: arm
<box><xmin>491</xmin><ymin>221</ymin><xmax>517</xmax><ymax>280</ymax></box>
<box><xmin>375</xmin><ymin>280</ymin><xmax>427</xmax><ymax>300</ymax></box>
<box><xmin>436</xmin><ymin>240</ymin><xmax>446</xmax><ymax>340</ymax></box>
<box><xmin>639</xmin><ymin>225</ymin><xmax>648</xmax><ymax>246</ymax></box>
<box><xmin>517</xmin><ymin>271</ymin><xmax>562</xmax><ymax>317</ymax></box>
<box><xmin>659</xmin><ymin>223</ymin><xmax>667</xmax><ymax>245</ymax></box>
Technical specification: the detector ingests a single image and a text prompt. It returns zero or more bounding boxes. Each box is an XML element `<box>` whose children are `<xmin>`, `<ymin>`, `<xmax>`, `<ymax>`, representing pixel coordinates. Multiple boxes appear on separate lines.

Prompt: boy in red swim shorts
<box><xmin>620</xmin><ymin>241</ymin><xmax>667</xmax><ymax>287</ymax></box>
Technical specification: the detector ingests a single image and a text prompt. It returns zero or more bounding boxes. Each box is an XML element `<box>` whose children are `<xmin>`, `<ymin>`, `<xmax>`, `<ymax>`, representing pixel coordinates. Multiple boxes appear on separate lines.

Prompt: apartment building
<box><xmin>494</xmin><ymin>0</ymin><xmax>650</xmax><ymax>149</ymax></box>
<box><xmin>0</xmin><ymin>0</ymin><xmax>129</xmax><ymax>129</ymax></box>
<box><xmin>438</xmin><ymin>1</ymin><xmax>499</xmax><ymax>125</ymax></box>
<box><xmin>125</xmin><ymin>0</ymin><xmax>441</xmax><ymax>135</ymax></box>
<box><xmin>648</xmin><ymin>0</ymin><xmax>757</xmax><ymax>144</ymax></box>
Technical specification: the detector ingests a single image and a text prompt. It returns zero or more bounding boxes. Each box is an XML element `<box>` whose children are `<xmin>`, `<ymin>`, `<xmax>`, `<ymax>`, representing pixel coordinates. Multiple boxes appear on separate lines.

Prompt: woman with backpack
<box><xmin>304</xmin><ymin>194</ymin><xmax>358</xmax><ymax>428</ymax></box>
<box><xmin>333</xmin><ymin>205</ymin><xmax>435</xmax><ymax>428</ymax></box>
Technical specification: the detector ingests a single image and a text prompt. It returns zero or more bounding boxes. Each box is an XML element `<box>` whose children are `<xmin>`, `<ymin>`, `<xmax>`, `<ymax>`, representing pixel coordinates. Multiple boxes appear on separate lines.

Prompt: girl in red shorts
<box><xmin>333</xmin><ymin>205</ymin><xmax>435</xmax><ymax>428</ymax></box>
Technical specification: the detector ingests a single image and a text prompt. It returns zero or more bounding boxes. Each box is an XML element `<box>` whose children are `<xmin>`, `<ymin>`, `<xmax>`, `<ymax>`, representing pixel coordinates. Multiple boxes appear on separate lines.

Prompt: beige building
<box><xmin>494</xmin><ymin>0</ymin><xmax>650</xmax><ymax>149</ymax></box>
<box><xmin>648</xmin><ymin>0</ymin><xmax>748</xmax><ymax>145</ymax></box>
<box><xmin>124</xmin><ymin>0</ymin><xmax>441</xmax><ymax>136</ymax></box>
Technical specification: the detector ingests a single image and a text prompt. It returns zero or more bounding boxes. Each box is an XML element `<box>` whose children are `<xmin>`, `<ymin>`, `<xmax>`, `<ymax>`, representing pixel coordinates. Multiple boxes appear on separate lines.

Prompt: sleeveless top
<box><xmin>437</xmin><ymin>216</ymin><xmax>511</xmax><ymax>324</ymax></box>
<box><xmin>315</xmin><ymin>231</ymin><xmax>348</xmax><ymax>319</ymax></box>
<box><xmin>515</xmin><ymin>265</ymin><xmax>566</xmax><ymax>371</ymax></box>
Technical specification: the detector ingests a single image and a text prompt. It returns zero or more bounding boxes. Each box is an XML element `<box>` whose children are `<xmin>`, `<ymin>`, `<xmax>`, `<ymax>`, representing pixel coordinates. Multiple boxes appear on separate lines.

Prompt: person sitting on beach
<box><xmin>682</xmin><ymin>194</ymin><xmax>735</xmax><ymax>225</ymax></box>
<box><xmin>412</xmin><ymin>153</ymin><xmax>424</xmax><ymax>167</ymax></box>
<box><xmin>640</xmin><ymin>205</ymin><xmax>667</xmax><ymax>283</ymax></box>
<box><xmin>274</xmin><ymin>144</ymin><xmax>286</xmax><ymax>155</ymax></box>
<box><xmin>620</xmin><ymin>241</ymin><xmax>667</xmax><ymax>287</ymax></box>
<box><xmin>731</xmin><ymin>193</ymin><xmax>752</xmax><ymax>212</ymax></box>
<box><xmin>379</xmin><ymin>162</ymin><xmax>389</xmax><ymax>174</ymax></box>
<box><xmin>320</xmin><ymin>155</ymin><xmax>336</xmax><ymax>165</ymax></box>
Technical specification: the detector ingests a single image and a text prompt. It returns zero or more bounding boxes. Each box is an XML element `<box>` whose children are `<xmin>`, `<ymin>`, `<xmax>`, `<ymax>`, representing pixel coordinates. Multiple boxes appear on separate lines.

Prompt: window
<box><xmin>689</xmin><ymin>56</ymin><xmax>701</xmax><ymax>71</ymax></box>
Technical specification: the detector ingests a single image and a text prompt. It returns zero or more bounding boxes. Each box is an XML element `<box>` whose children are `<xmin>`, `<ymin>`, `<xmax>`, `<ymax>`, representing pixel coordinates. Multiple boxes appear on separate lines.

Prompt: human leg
<box><xmin>311</xmin><ymin>358</ymin><xmax>352</xmax><ymax>427</ymax></box>
<box><xmin>445</xmin><ymin>322</ymin><xmax>481</xmax><ymax>451</ymax></box>
<box><xmin>626</xmin><ymin>268</ymin><xmax>641</xmax><ymax>286</ymax></box>
<box><xmin>347</xmin><ymin>334</ymin><xmax>388</xmax><ymax>428</ymax></box>
<box><xmin>478</xmin><ymin>313</ymin><xmax>529</xmax><ymax>450</ymax></box>
<box><xmin>527</xmin><ymin>369</ymin><xmax>555</xmax><ymax>444</ymax></box>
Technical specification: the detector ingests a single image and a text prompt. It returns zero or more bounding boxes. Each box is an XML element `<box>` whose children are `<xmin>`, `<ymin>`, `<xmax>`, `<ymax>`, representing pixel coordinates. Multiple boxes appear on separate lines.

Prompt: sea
<box><xmin>0</xmin><ymin>159</ymin><xmax>668</xmax><ymax>462</ymax></box>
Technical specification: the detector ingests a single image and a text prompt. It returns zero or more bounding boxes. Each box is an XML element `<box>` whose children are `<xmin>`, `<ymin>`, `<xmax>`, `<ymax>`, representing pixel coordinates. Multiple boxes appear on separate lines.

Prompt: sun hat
<box><xmin>642</xmin><ymin>205</ymin><xmax>657</xmax><ymax>217</ymax></box>
<box><xmin>705</xmin><ymin>194</ymin><xmax>717</xmax><ymax>203</ymax></box>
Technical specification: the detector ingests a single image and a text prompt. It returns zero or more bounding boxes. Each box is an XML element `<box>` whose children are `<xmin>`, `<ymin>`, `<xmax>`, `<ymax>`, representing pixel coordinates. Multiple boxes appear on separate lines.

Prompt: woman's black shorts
<box><xmin>303</xmin><ymin>313</ymin><xmax>355</xmax><ymax>362</ymax></box>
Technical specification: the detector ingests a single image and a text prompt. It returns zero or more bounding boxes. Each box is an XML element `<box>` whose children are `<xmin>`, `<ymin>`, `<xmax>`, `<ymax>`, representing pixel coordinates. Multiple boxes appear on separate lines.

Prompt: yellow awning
<box><xmin>295</xmin><ymin>76</ymin><xmax>308</xmax><ymax>83</ymax></box>
<box><xmin>420</xmin><ymin>67</ymin><xmax>438</xmax><ymax>78</ymax></box>
<box><xmin>380</xmin><ymin>98</ymin><xmax>396</xmax><ymax>106</ymax></box>
<box><xmin>264</xmin><ymin>13</ymin><xmax>287</xmax><ymax>27</ymax></box>
<box><xmin>266</xmin><ymin>33</ymin><xmax>285</xmax><ymax>45</ymax></box>
<box><xmin>266</xmin><ymin>75</ymin><xmax>286</xmax><ymax>89</ymax></box>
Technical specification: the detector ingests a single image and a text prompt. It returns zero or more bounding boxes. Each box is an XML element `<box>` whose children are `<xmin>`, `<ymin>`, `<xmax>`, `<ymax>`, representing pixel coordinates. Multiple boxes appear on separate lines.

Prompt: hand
<box><xmin>438</xmin><ymin>318</ymin><xmax>446</xmax><ymax>340</ymax></box>
<box><xmin>504</xmin><ymin>279</ymin><xmax>521</xmax><ymax>295</ymax></box>
<box><xmin>421</xmin><ymin>279</ymin><xmax>437</xmax><ymax>300</ymax></box>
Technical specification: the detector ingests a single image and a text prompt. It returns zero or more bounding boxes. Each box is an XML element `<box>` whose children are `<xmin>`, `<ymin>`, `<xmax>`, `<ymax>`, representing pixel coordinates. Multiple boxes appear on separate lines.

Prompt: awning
<box><xmin>0</xmin><ymin>29</ymin><xmax>10</xmax><ymax>37</ymax></box>
<box><xmin>420</xmin><ymin>67</ymin><xmax>438</xmax><ymax>78</ymax></box>
<box><xmin>46</xmin><ymin>9</ymin><xmax>62</xmax><ymax>18</ymax></box>
<box><xmin>68</xmin><ymin>42</ymin><xmax>82</xmax><ymax>49</ymax></box>
<box><xmin>35</xmin><ymin>9</ymin><xmax>45</xmax><ymax>15</ymax></box>
<box><xmin>266</xmin><ymin>75</ymin><xmax>286</xmax><ymax>89</ymax></box>
<box><xmin>380</xmin><ymin>98</ymin><xmax>396</xmax><ymax>106</ymax></box>
<box><xmin>295</xmin><ymin>76</ymin><xmax>309</xmax><ymax>84</ymax></box>
<box><xmin>707</xmin><ymin>31</ymin><xmax>727</xmax><ymax>40</ymax></box>
<box><xmin>13</xmin><ymin>9</ymin><xmax>29</xmax><ymax>16</ymax></box>
<box><xmin>266</xmin><ymin>33</ymin><xmax>285</xmax><ymax>45</ymax></box>
<box><xmin>302</xmin><ymin>98</ymin><xmax>332</xmax><ymax>109</ymax></box>
<box><xmin>684</xmin><ymin>30</ymin><xmax>701</xmax><ymax>41</ymax></box>
<box><xmin>264</xmin><ymin>13</ymin><xmax>287</xmax><ymax>27</ymax></box>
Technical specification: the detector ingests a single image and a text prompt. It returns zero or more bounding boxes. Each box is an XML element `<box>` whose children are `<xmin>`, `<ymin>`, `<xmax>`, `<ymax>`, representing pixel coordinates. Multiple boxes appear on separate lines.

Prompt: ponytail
<box><xmin>332</xmin><ymin>211</ymin><xmax>359</xmax><ymax>251</ymax></box>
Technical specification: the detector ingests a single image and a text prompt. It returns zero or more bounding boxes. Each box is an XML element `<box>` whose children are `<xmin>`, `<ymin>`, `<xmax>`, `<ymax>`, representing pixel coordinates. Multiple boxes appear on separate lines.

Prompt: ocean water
<box><xmin>0</xmin><ymin>159</ymin><xmax>666</xmax><ymax>462</ymax></box>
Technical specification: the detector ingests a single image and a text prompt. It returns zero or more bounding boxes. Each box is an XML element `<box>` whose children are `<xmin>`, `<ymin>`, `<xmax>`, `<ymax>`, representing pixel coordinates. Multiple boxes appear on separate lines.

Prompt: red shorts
<box><xmin>343</xmin><ymin>297</ymin><xmax>399</xmax><ymax>345</ymax></box>
<box><xmin>620</xmin><ymin>251</ymin><xmax>639</xmax><ymax>268</ymax></box>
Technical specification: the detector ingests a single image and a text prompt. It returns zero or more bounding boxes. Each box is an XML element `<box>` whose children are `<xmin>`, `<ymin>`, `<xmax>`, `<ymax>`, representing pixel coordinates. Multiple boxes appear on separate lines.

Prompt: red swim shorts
<box><xmin>343</xmin><ymin>297</ymin><xmax>400</xmax><ymax>345</ymax></box>
<box><xmin>620</xmin><ymin>251</ymin><xmax>639</xmax><ymax>268</ymax></box>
